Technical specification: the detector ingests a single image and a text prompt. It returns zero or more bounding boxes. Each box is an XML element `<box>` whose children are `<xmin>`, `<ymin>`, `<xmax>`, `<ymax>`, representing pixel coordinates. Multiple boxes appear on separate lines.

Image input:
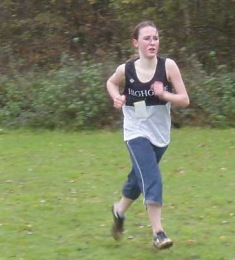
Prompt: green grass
<box><xmin>0</xmin><ymin>128</ymin><xmax>234</xmax><ymax>260</ymax></box>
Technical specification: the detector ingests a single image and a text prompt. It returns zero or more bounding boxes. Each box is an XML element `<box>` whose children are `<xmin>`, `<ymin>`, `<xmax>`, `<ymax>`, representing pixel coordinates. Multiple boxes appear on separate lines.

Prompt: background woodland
<box><xmin>0</xmin><ymin>0</ymin><xmax>234</xmax><ymax>129</ymax></box>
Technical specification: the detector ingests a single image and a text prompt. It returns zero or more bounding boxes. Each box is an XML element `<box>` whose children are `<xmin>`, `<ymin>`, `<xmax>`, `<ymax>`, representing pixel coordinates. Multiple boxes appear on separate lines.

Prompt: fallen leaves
<box><xmin>187</xmin><ymin>239</ymin><xmax>197</xmax><ymax>245</ymax></box>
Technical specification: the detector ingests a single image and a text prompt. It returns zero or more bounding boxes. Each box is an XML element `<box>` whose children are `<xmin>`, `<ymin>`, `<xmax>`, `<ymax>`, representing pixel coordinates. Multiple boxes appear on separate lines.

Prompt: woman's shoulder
<box><xmin>164</xmin><ymin>57</ymin><xmax>179</xmax><ymax>73</ymax></box>
<box><xmin>112</xmin><ymin>63</ymin><xmax>126</xmax><ymax>81</ymax></box>
<box><xmin>116</xmin><ymin>63</ymin><xmax>126</xmax><ymax>73</ymax></box>
<box><xmin>158</xmin><ymin>56</ymin><xmax>175</xmax><ymax>64</ymax></box>
<box><xmin>126</xmin><ymin>56</ymin><xmax>139</xmax><ymax>65</ymax></box>
<box><xmin>115</xmin><ymin>57</ymin><xmax>138</xmax><ymax>75</ymax></box>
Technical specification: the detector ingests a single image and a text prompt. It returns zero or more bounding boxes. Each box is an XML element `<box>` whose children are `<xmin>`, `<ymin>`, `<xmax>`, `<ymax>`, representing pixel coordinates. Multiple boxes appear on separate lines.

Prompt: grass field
<box><xmin>0</xmin><ymin>128</ymin><xmax>234</xmax><ymax>260</ymax></box>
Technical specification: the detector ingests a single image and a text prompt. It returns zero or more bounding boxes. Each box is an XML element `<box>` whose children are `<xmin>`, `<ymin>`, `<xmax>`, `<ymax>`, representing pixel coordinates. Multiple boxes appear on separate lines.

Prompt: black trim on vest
<box><xmin>123</xmin><ymin>56</ymin><xmax>172</xmax><ymax>106</ymax></box>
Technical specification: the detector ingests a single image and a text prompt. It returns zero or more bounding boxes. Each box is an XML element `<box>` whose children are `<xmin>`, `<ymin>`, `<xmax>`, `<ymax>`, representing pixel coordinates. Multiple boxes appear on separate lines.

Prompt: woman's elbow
<box><xmin>183</xmin><ymin>96</ymin><xmax>190</xmax><ymax>107</ymax></box>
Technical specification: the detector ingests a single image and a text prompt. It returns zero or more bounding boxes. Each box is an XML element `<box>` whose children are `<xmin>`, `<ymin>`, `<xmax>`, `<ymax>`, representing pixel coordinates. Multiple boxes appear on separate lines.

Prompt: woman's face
<box><xmin>133</xmin><ymin>26</ymin><xmax>159</xmax><ymax>59</ymax></box>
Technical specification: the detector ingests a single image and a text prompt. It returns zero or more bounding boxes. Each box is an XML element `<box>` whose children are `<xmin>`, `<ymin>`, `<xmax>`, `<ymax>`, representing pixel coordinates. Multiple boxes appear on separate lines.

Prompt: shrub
<box><xmin>0</xmin><ymin>54</ymin><xmax>234</xmax><ymax>129</ymax></box>
<box><xmin>0</xmin><ymin>58</ymin><xmax>114</xmax><ymax>129</ymax></box>
<box><xmin>172</xmin><ymin>53</ymin><xmax>235</xmax><ymax>128</ymax></box>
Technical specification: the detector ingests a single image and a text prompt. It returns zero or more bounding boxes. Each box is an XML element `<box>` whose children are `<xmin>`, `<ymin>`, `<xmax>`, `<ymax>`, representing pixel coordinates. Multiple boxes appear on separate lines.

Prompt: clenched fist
<box><xmin>113</xmin><ymin>95</ymin><xmax>126</xmax><ymax>109</ymax></box>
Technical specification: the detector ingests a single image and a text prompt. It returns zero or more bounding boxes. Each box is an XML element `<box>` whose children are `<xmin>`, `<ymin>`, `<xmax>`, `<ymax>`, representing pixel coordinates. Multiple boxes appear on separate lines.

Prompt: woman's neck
<box><xmin>134</xmin><ymin>55</ymin><xmax>158</xmax><ymax>83</ymax></box>
<box><xmin>136</xmin><ymin>55</ymin><xmax>158</xmax><ymax>69</ymax></box>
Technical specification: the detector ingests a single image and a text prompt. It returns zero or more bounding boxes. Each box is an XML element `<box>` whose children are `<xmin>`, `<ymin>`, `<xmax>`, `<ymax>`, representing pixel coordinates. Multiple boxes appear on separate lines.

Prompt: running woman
<box><xmin>106</xmin><ymin>20</ymin><xmax>190</xmax><ymax>250</ymax></box>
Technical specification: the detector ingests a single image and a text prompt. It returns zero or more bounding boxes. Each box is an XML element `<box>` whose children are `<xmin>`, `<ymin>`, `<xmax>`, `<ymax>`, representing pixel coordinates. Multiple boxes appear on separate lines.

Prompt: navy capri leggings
<box><xmin>122</xmin><ymin>137</ymin><xmax>168</xmax><ymax>206</ymax></box>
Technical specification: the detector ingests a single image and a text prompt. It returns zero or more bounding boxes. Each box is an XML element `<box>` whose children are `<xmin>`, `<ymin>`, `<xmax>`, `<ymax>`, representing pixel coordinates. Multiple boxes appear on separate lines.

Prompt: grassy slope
<box><xmin>0</xmin><ymin>128</ymin><xmax>234</xmax><ymax>260</ymax></box>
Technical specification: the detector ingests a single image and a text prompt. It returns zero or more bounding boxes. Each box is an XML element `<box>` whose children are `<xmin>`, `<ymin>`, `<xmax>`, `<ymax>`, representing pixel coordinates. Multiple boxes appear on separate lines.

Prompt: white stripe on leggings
<box><xmin>126</xmin><ymin>141</ymin><xmax>146</xmax><ymax>204</ymax></box>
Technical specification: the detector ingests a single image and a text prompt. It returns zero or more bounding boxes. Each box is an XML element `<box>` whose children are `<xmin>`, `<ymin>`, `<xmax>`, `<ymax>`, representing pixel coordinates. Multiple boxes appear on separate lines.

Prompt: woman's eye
<box><xmin>144</xmin><ymin>36</ymin><xmax>151</xmax><ymax>41</ymax></box>
<box><xmin>143</xmin><ymin>36</ymin><xmax>159</xmax><ymax>41</ymax></box>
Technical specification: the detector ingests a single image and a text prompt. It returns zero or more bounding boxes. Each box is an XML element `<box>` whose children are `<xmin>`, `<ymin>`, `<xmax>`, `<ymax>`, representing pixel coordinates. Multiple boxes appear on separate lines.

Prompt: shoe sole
<box><xmin>153</xmin><ymin>240</ymin><xmax>173</xmax><ymax>250</ymax></box>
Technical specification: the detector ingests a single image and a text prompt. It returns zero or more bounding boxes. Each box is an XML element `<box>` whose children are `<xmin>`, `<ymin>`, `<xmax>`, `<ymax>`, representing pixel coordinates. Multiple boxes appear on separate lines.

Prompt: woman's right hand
<box><xmin>113</xmin><ymin>95</ymin><xmax>126</xmax><ymax>109</ymax></box>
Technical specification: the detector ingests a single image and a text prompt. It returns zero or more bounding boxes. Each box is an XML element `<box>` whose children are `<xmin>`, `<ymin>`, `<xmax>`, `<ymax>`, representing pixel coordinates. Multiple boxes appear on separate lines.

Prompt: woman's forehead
<box><xmin>139</xmin><ymin>26</ymin><xmax>158</xmax><ymax>36</ymax></box>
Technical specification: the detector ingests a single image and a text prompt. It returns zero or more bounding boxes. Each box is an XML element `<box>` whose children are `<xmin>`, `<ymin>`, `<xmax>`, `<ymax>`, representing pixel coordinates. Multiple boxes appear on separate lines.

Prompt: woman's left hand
<box><xmin>151</xmin><ymin>81</ymin><xmax>164</xmax><ymax>97</ymax></box>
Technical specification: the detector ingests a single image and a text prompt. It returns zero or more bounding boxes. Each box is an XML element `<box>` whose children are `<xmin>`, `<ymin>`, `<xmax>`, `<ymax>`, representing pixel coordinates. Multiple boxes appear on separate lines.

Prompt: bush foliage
<box><xmin>0</xmin><ymin>58</ymin><xmax>114</xmax><ymax>130</ymax></box>
<box><xmin>172</xmin><ymin>54</ymin><xmax>235</xmax><ymax>128</ymax></box>
<box><xmin>0</xmin><ymin>55</ymin><xmax>234</xmax><ymax>129</ymax></box>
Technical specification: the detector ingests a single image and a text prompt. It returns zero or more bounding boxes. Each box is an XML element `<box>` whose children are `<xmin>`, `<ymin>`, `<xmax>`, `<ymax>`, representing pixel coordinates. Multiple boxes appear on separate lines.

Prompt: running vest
<box><xmin>122</xmin><ymin>56</ymin><xmax>173</xmax><ymax>147</ymax></box>
<box><xmin>123</xmin><ymin>56</ymin><xmax>172</xmax><ymax>105</ymax></box>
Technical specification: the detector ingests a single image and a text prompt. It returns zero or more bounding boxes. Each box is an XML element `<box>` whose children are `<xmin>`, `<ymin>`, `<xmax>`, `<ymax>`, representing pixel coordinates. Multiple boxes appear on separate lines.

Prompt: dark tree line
<box><xmin>1</xmin><ymin>0</ymin><xmax>235</xmax><ymax>74</ymax></box>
